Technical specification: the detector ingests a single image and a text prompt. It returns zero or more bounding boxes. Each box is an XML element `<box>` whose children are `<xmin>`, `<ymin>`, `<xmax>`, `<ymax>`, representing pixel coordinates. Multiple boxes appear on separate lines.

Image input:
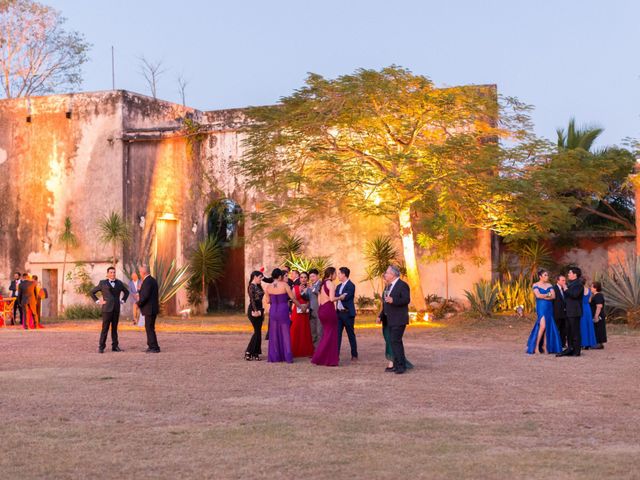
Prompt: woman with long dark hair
<box><xmin>590</xmin><ymin>281</ymin><xmax>607</xmax><ymax>349</ymax></box>
<box><xmin>265</xmin><ymin>268</ymin><xmax>302</xmax><ymax>363</ymax></box>
<box><xmin>527</xmin><ymin>269</ymin><xmax>562</xmax><ymax>354</ymax></box>
<box><xmin>245</xmin><ymin>270</ymin><xmax>265</xmax><ymax>361</ymax></box>
<box><xmin>311</xmin><ymin>267</ymin><xmax>340</xmax><ymax>366</ymax></box>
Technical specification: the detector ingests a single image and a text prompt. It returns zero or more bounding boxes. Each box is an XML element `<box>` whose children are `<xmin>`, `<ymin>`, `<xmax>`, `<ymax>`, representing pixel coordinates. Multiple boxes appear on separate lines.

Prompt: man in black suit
<box><xmin>378</xmin><ymin>265</ymin><xmax>411</xmax><ymax>374</ymax></box>
<box><xmin>17</xmin><ymin>273</ymin><xmax>38</xmax><ymax>330</ymax></box>
<box><xmin>552</xmin><ymin>274</ymin><xmax>568</xmax><ymax>348</ymax></box>
<box><xmin>8</xmin><ymin>271</ymin><xmax>21</xmax><ymax>325</ymax></box>
<box><xmin>91</xmin><ymin>266</ymin><xmax>129</xmax><ymax>353</ymax></box>
<box><xmin>557</xmin><ymin>267</ymin><xmax>583</xmax><ymax>357</ymax></box>
<box><xmin>137</xmin><ymin>264</ymin><xmax>160</xmax><ymax>353</ymax></box>
<box><xmin>336</xmin><ymin>266</ymin><xmax>358</xmax><ymax>360</ymax></box>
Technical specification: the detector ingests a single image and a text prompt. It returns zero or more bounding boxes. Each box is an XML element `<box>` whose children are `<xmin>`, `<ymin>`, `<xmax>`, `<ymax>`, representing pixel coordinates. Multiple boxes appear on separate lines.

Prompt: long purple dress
<box><xmin>268</xmin><ymin>292</ymin><xmax>293</xmax><ymax>363</ymax></box>
<box><xmin>311</xmin><ymin>282</ymin><xmax>339</xmax><ymax>366</ymax></box>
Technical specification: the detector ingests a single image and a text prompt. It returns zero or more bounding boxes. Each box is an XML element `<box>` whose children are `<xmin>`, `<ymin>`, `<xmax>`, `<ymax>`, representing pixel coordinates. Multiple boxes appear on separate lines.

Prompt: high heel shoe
<box><xmin>244</xmin><ymin>352</ymin><xmax>253</xmax><ymax>361</ymax></box>
<box><xmin>253</xmin><ymin>354</ymin><xmax>262</xmax><ymax>361</ymax></box>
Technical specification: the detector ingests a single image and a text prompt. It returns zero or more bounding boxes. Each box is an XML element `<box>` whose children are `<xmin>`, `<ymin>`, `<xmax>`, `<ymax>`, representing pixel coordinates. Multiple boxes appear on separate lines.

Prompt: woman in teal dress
<box><xmin>382</xmin><ymin>318</ymin><xmax>414</xmax><ymax>369</ymax></box>
<box><xmin>527</xmin><ymin>269</ymin><xmax>562</xmax><ymax>354</ymax></box>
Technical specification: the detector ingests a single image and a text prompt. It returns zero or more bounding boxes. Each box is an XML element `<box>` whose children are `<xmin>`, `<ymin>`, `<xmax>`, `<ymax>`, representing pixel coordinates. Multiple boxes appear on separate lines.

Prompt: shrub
<box><xmin>464</xmin><ymin>280</ymin><xmax>498</xmax><ymax>318</ymax></box>
<box><xmin>65</xmin><ymin>304</ymin><xmax>102</xmax><ymax>319</ymax></box>
<box><xmin>602</xmin><ymin>259</ymin><xmax>640</xmax><ymax>328</ymax></box>
<box><xmin>356</xmin><ymin>295</ymin><xmax>376</xmax><ymax>309</ymax></box>
<box><xmin>494</xmin><ymin>274</ymin><xmax>535</xmax><ymax>314</ymax></box>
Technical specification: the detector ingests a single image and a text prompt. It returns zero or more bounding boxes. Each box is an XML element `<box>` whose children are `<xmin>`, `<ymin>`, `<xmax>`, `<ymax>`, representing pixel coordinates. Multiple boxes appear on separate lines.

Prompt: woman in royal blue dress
<box><xmin>527</xmin><ymin>269</ymin><xmax>562</xmax><ymax>354</ymax></box>
<box><xmin>580</xmin><ymin>278</ymin><xmax>597</xmax><ymax>349</ymax></box>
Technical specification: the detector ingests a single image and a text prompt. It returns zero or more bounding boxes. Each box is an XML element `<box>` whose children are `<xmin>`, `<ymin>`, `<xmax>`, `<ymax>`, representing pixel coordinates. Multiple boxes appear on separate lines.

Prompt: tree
<box><xmin>0</xmin><ymin>0</ymin><xmax>90</xmax><ymax>98</ymax></box>
<box><xmin>139</xmin><ymin>56</ymin><xmax>165</xmax><ymax>98</ymax></box>
<box><xmin>97</xmin><ymin>211</ymin><xmax>130</xmax><ymax>266</ymax></box>
<box><xmin>236</xmin><ymin>66</ymin><xmax>535</xmax><ymax>310</ymax></box>
<box><xmin>188</xmin><ymin>237</ymin><xmax>224</xmax><ymax>313</ymax></box>
<box><xmin>557</xmin><ymin>118</ymin><xmax>604</xmax><ymax>152</ymax></box>
<box><xmin>177</xmin><ymin>74</ymin><xmax>188</xmax><ymax>106</ymax></box>
<box><xmin>58</xmin><ymin>216</ymin><xmax>78</xmax><ymax>314</ymax></box>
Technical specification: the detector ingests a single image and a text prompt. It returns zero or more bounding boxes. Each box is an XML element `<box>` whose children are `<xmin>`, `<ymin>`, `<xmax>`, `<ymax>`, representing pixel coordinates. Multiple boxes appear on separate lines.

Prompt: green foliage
<box><xmin>64</xmin><ymin>304</ymin><xmax>101</xmax><ymax>319</ymax></box>
<box><xmin>355</xmin><ymin>295</ymin><xmax>376</xmax><ymax>309</ymax></box>
<box><xmin>464</xmin><ymin>280</ymin><xmax>498</xmax><ymax>318</ymax></box>
<box><xmin>276</xmin><ymin>233</ymin><xmax>304</xmax><ymax>263</ymax></box>
<box><xmin>363</xmin><ymin>236</ymin><xmax>402</xmax><ymax>280</ymax></box>
<box><xmin>494</xmin><ymin>274</ymin><xmax>535</xmax><ymax>314</ymax></box>
<box><xmin>59</xmin><ymin>217</ymin><xmax>78</xmax><ymax>249</ymax></box>
<box><xmin>557</xmin><ymin>118</ymin><xmax>604</xmax><ymax>152</ymax></box>
<box><xmin>65</xmin><ymin>262</ymin><xmax>94</xmax><ymax>298</ymax></box>
<box><xmin>510</xmin><ymin>241</ymin><xmax>555</xmax><ymax>280</ymax></box>
<box><xmin>151</xmin><ymin>257</ymin><xmax>190</xmax><ymax>308</ymax></box>
<box><xmin>284</xmin><ymin>253</ymin><xmax>332</xmax><ymax>273</ymax></box>
<box><xmin>98</xmin><ymin>211</ymin><xmax>131</xmax><ymax>264</ymax></box>
<box><xmin>602</xmin><ymin>259</ymin><xmax>640</xmax><ymax>328</ymax></box>
<box><xmin>188</xmin><ymin>237</ymin><xmax>224</xmax><ymax>306</ymax></box>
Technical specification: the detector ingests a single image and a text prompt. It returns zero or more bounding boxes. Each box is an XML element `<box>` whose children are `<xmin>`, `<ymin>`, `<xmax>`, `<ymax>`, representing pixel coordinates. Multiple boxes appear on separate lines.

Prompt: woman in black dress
<box><xmin>589</xmin><ymin>281</ymin><xmax>607</xmax><ymax>349</ymax></box>
<box><xmin>246</xmin><ymin>271</ymin><xmax>265</xmax><ymax>361</ymax></box>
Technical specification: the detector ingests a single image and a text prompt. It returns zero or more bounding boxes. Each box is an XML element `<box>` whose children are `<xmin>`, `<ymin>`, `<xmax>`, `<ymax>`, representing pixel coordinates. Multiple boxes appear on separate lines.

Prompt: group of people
<box><xmin>1</xmin><ymin>272</ymin><xmax>48</xmax><ymax>328</ymax></box>
<box><xmin>527</xmin><ymin>266</ymin><xmax>607</xmax><ymax>357</ymax></box>
<box><xmin>90</xmin><ymin>265</ymin><xmax>160</xmax><ymax>353</ymax></box>
<box><xmin>245</xmin><ymin>264</ymin><xmax>412</xmax><ymax>374</ymax></box>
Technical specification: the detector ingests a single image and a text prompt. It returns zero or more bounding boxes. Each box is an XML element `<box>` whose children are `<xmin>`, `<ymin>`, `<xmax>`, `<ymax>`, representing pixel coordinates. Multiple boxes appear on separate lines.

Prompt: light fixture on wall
<box><xmin>159</xmin><ymin>212</ymin><xmax>177</xmax><ymax>221</ymax></box>
<box><xmin>139</xmin><ymin>215</ymin><xmax>146</xmax><ymax>229</ymax></box>
<box><xmin>41</xmin><ymin>238</ymin><xmax>52</xmax><ymax>253</ymax></box>
<box><xmin>26</xmin><ymin>97</ymin><xmax>32</xmax><ymax>123</ymax></box>
<box><xmin>191</xmin><ymin>222</ymin><xmax>198</xmax><ymax>234</ymax></box>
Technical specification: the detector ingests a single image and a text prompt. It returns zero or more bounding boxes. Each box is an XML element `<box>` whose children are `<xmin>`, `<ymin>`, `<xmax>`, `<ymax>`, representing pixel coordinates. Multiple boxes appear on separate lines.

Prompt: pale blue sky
<box><xmin>47</xmin><ymin>0</ymin><xmax>640</xmax><ymax>147</ymax></box>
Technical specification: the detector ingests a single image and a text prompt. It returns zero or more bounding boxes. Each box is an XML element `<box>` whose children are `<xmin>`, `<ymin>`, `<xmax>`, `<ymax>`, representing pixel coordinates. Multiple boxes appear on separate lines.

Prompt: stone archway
<box><xmin>205</xmin><ymin>199</ymin><xmax>245</xmax><ymax>310</ymax></box>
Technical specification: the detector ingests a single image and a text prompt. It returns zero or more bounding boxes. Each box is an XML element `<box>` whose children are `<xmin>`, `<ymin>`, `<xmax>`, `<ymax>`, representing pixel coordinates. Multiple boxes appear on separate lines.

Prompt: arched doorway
<box><xmin>206</xmin><ymin>199</ymin><xmax>244</xmax><ymax>310</ymax></box>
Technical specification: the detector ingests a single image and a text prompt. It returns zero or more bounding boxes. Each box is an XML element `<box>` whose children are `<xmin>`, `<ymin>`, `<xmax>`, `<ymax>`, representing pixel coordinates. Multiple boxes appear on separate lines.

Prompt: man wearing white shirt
<box><xmin>336</xmin><ymin>266</ymin><xmax>358</xmax><ymax>360</ymax></box>
<box><xmin>91</xmin><ymin>266</ymin><xmax>129</xmax><ymax>353</ymax></box>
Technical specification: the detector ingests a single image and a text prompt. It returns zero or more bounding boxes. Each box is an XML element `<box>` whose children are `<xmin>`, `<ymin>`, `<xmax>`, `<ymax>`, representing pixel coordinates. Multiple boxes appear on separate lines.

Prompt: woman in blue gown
<box><xmin>580</xmin><ymin>280</ymin><xmax>597</xmax><ymax>349</ymax></box>
<box><xmin>527</xmin><ymin>269</ymin><xmax>562</xmax><ymax>354</ymax></box>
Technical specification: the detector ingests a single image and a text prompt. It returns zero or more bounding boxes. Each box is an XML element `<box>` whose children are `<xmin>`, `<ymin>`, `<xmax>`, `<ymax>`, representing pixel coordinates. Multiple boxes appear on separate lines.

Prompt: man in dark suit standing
<box><xmin>552</xmin><ymin>274</ymin><xmax>568</xmax><ymax>348</ymax></box>
<box><xmin>17</xmin><ymin>273</ymin><xmax>38</xmax><ymax>330</ymax></box>
<box><xmin>9</xmin><ymin>271</ymin><xmax>21</xmax><ymax>325</ymax></box>
<box><xmin>137</xmin><ymin>264</ymin><xmax>160</xmax><ymax>353</ymax></box>
<box><xmin>379</xmin><ymin>265</ymin><xmax>411</xmax><ymax>374</ymax></box>
<box><xmin>557</xmin><ymin>267</ymin><xmax>583</xmax><ymax>357</ymax></box>
<box><xmin>91</xmin><ymin>266</ymin><xmax>129</xmax><ymax>353</ymax></box>
<box><xmin>336</xmin><ymin>266</ymin><xmax>358</xmax><ymax>360</ymax></box>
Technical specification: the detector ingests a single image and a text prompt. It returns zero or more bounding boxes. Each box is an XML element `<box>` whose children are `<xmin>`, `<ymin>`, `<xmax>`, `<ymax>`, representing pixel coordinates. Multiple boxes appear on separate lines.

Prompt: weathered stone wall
<box><xmin>0</xmin><ymin>91</ymin><xmax>124</xmax><ymax>309</ymax></box>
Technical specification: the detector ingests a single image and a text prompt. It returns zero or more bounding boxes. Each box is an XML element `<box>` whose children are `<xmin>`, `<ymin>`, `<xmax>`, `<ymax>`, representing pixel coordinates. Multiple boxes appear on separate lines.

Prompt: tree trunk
<box><xmin>60</xmin><ymin>248</ymin><xmax>67</xmax><ymax>315</ymax></box>
<box><xmin>398</xmin><ymin>206</ymin><xmax>427</xmax><ymax>311</ymax></box>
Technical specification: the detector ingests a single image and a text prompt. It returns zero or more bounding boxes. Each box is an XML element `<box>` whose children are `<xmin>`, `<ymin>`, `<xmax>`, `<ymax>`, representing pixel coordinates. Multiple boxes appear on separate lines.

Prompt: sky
<box><xmin>46</xmin><ymin>0</ymin><xmax>640</xmax><ymax>147</ymax></box>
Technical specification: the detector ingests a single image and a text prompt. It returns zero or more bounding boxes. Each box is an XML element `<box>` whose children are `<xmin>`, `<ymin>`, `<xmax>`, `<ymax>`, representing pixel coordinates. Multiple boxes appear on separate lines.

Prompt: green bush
<box><xmin>494</xmin><ymin>274</ymin><xmax>535</xmax><ymax>314</ymax></box>
<box><xmin>602</xmin><ymin>259</ymin><xmax>640</xmax><ymax>328</ymax></box>
<box><xmin>464</xmin><ymin>281</ymin><xmax>498</xmax><ymax>318</ymax></box>
<box><xmin>356</xmin><ymin>295</ymin><xmax>376</xmax><ymax>309</ymax></box>
<box><xmin>65</xmin><ymin>304</ymin><xmax>102</xmax><ymax>319</ymax></box>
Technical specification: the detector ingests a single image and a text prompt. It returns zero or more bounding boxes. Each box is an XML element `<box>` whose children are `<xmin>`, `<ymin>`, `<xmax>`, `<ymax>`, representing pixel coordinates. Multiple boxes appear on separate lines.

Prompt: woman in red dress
<box><xmin>290</xmin><ymin>272</ymin><xmax>315</xmax><ymax>357</ymax></box>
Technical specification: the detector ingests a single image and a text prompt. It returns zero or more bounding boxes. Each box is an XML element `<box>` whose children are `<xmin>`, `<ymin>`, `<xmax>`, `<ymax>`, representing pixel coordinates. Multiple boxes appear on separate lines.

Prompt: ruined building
<box><xmin>0</xmin><ymin>90</ymin><xmax>494</xmax><ymax>316</ymax></box>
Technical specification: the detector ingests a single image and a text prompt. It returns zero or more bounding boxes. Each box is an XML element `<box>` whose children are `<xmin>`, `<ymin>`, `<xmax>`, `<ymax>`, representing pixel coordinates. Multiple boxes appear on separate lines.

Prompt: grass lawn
<box><xmin>1</xmin><ymin>314</ymin><xmax>638</xmax><ymax>479</ymax></box>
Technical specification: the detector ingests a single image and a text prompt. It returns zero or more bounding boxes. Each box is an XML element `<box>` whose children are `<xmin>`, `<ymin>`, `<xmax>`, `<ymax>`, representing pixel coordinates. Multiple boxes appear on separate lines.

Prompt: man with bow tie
<box><xmin>91</xmin><ymin>266</ymin><xmax>129</xmax><ymax>353</ymax></box>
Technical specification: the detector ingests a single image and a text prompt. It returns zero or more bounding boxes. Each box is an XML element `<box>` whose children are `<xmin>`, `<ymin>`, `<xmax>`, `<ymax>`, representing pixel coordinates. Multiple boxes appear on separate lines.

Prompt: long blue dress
<box><xmin>526</xmin><ymin>285</ymin><xmax>562</xmax><ymax>354</ymax></box>
<box><xmin>267</xmin><ymin>293</ymin><xmax>293</xmax><ymax>363</ymax></box>
<box><xmin>580</xmin><ymin>289</ymin><xmax>597</xmax><ymax>348</ymax></box>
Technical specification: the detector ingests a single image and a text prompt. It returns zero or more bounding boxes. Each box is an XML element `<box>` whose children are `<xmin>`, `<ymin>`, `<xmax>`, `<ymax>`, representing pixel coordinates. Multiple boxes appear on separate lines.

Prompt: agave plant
<box><xmin>464</xmin><ymin>280</ymin><xmax>498</xmax><ymax>318</ymax></box>
<box><xmin>602</xmin><ymin>259</ymin><xmax>640</xmax><ymax>328</ymax></box>
<box><xmin>151</xmin><ymin>257</ymin><xmax>191</xmax><ymax>308</ymax></box>
<box><xmin>494</xmin><ymin>274</ymin><xmax>535</xmax><ymax>314</ymax></box>
<box><xmin>285</xmin><ymin>253</ymin><xmax>332</xmax><ymax>273</ymax></box>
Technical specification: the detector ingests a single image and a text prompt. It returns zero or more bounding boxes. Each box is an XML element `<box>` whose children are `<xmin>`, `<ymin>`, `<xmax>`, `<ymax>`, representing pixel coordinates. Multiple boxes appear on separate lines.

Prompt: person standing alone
<box><xmin>91</xmin><ymin>266</ymin><xmax>129</xmax><ymax>353</ymax></box>
<box><xmin>137</xmin><ymin>265</ymin><xmax>160</xmax><ymax>353</ymax></box>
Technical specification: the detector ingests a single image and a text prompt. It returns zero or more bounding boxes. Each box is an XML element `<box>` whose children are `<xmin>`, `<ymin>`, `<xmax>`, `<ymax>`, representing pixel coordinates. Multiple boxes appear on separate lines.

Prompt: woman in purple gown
<box><xmin>265</xmin><ymin>268</ymin><xmax>304</xmax><ymax>363</ymax></box>
<box><xmin>311</xmin><ymin>267</ymin><xmax>340</xmax><ymax>367</ymax></box>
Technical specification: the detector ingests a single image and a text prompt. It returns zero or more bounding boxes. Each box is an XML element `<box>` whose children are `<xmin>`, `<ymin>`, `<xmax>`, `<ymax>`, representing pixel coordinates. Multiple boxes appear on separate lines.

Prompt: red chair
<box><xmin>0</xmin><ymin>295</ymin><xmax>5</xmax><ymax>327</ymax></box>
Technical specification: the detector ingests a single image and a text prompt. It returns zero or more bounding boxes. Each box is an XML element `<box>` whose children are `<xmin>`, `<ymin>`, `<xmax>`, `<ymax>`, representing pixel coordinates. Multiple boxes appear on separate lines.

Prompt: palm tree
<box><xmin>189</xmin><ymin>237</ymin><xmax>224</xmax><ymax>313</ymax></box>
<box><xmin>98</xmin><ymin>211</ymin><xmax>131</xmax><ymax>266</ymax></box>
<box><xmin>556</xmin><ymin>117</ymin><xmax>604</xmax><ymax>152</ymax></box>
<box><xmin>364</xmin><ymin>236</ymin><xmax>403</xmax><ymax>298</ymax></box>
<box><xmin>58</xmin><ymin>216</ymin><xmax>78</xmax><ymax>314</ymax></box>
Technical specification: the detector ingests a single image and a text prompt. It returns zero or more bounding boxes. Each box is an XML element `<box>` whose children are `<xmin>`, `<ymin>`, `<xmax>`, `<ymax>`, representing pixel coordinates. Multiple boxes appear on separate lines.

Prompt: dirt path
<box><xmin>1</xmin><ymin>318</ymin><xmax>638</xmax><ymax>479</ymax></box>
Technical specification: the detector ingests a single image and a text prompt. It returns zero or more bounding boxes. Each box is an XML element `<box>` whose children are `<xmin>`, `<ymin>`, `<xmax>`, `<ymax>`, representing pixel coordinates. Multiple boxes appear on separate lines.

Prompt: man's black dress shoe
<box><xmin>556</xmin><ymin>349</ymin><xmax>573</xmax><ymax>357</ymax></box>
<box><xmin>98</xmin><ymin>348</ymin><xmax>105</xmax><ymax>354</ymax></box>
<box><xmin>385</xmin><ymin>367</ymin><xmax>396</xmax><ymax>373</ymax></box>
<box><xmin>145</xmin><ymin>348</ymin><xmax>160</xmax><ymax>353</ymax></box>
<box><xmin>112</xmin><ymin>346</ymin><xmax>123</xmax><ymax>352</ymax></box>
<box><xmin>394</xmin><ymin>369</ymin><xmax>406</xmax><ymax>374</ymax></box>
<box><xmin>593</xmin><ymin>344</ymin><xmax>604</xmax><ymax>350</ymax></box>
